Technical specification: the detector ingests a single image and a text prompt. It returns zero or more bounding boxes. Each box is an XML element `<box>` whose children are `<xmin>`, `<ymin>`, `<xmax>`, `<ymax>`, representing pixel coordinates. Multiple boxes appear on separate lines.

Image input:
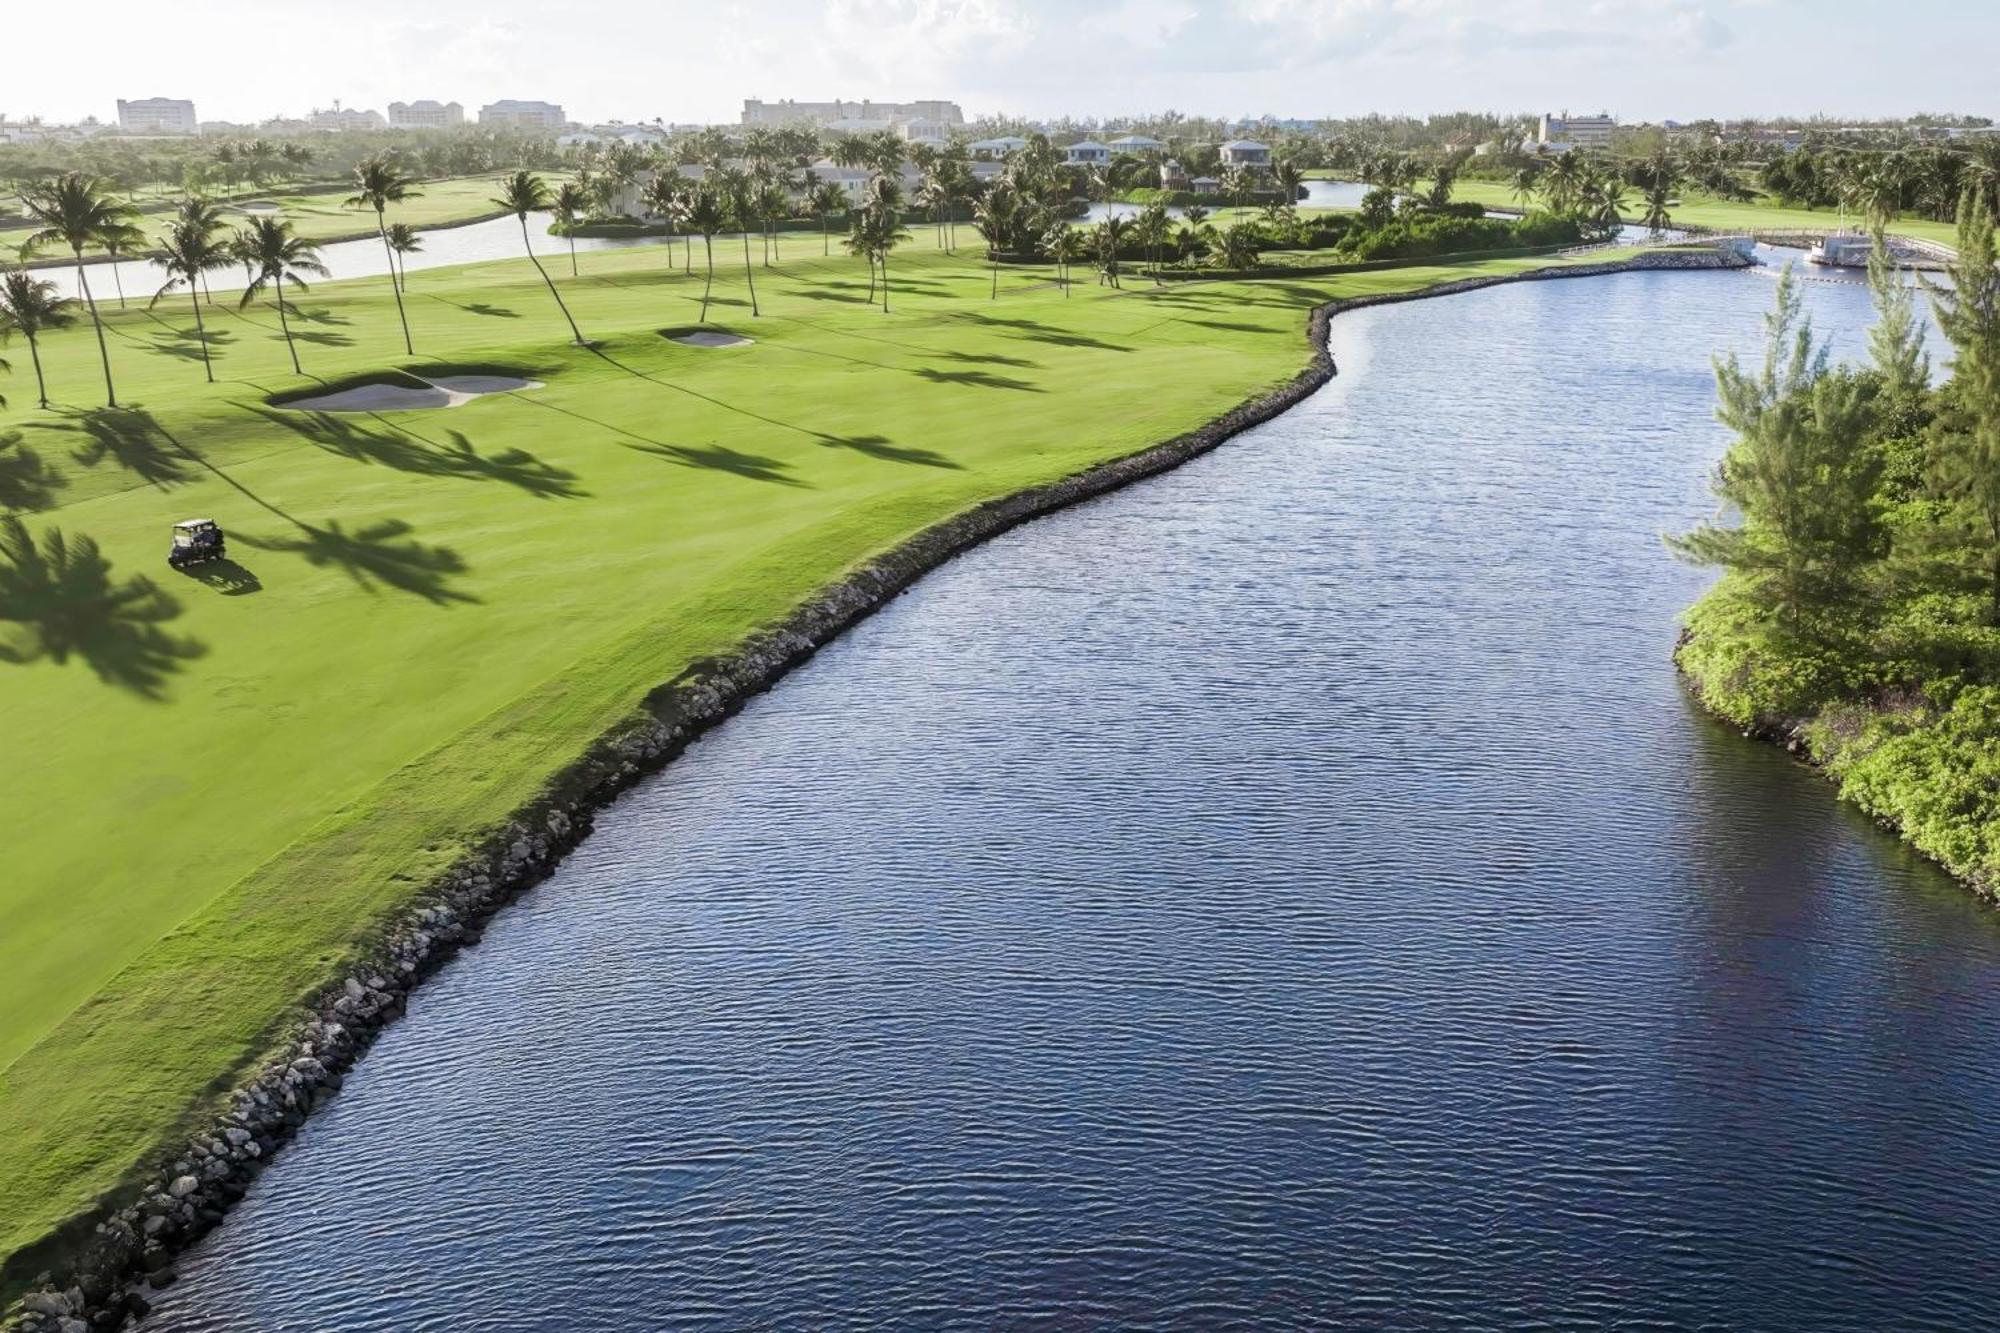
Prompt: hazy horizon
<box><xmin>6</xmin><ymin>0</ymin><xmax>1993</xmax><ymax>131</ymax></box>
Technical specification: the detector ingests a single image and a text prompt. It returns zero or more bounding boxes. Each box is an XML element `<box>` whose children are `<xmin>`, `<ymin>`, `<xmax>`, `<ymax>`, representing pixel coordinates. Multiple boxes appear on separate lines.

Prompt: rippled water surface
<box><xmin>147</xmin><ymin>261</ymin><xmax>2000</xmax><ymax>1330</ymax></box>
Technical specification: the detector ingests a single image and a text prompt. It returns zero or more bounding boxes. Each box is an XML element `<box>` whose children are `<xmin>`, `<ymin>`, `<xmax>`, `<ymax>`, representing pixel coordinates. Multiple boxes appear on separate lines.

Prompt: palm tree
<box><xmin>1136</xmin><ymin>202</ymin><xmax>1171</xmax><ymax>284</ymax></box>
<box><xmin>714</xmin><ymin>169</ymin><xmax>760</xmax><ymax>317</ymax></box>
<box><xmin>972</xmin><ymin>188</ymin><xmax>1015</xmax><ymax>299</ymax></box>
<box><xmin>551</xmin><ymin>180</ymin><xmax>591</xmax><ymax>276</ymax></box>
<box><xmin>18</xmin><ymin>173</ymin><xmax>142</xmax><ymax>407</ymax></box>
<box><xmin>346</xmin><ymin>156</ymin><xmax>422</xmax><ymax>355</ymax></box>
<box><xmin>238</xmin><ymin>216</ymin><xmax>328</xmax><ymax>375</ymax></box>
<box><xmin>491</xmin><ymin>170</ymin><xmax>587</xmax><ymax>345</ymax></box>
<box><xmin>869</xmin><ymin>203</ymin><xmax>912</xmax><ymax>314</ymax></box>
<box><xmin>1044</xmin><ymin>223</ymin><xmax>1085</xmax><ymax>296</ymax></box>
<box><xmin>755</xmin><ymin>179</ymin><xmax>790</xmax><ymax>267</ymax></box>
<box><xmin>172</xmin><ymin>196</ymin><xmax>229</xmax><ymax>303</ymax></box>
<box><xmin>808</xmin><ymin>180</ymin><xmax>846</xmax><ymax>256</ymax></box>
<box><xmin>1095</xmin><ymin>215</ymin><xmax>1131</xmax><ymax>288</ymax></box>
<box><xmin>1216</xmin><ymin>221</ymin><xmax>1260</xmax><ymax>271</ymax></box>
<box><xmin>1510</xmin><ymin>164</ymin><xmax>1541</xmax><ymax>208</ymax></box>
<box><xmin>387</xmin><ymin>223</ymin><xmax>422</xmax><ymax>290</ymax></box>
<box><xmin>0</xmin><ymin>268</ymin><xmax>74</xmax><ymax>408</ymax></box>
<box><xmin>844</xmin><ymin>212</ymin><xmax>880</xmax><ymax>304</ymax></box>
<box><xmin>1273</xmin><ymin>160</ymin><xmax>1306</xmax><ymax>207</ymax></box>
<box><xmin>684</xmin><ymin>188</ymin><xmax>727</xmax><ymax>323</ymax></box>
<box><xmin>642</xmin><ymin>172</ymin><xmax>682</xmax><ymax>271</ymax></box>
<box><xmin>151</xmin><ymin>218</ymin><xmax>232</xmax><ymax>382</ymax></box>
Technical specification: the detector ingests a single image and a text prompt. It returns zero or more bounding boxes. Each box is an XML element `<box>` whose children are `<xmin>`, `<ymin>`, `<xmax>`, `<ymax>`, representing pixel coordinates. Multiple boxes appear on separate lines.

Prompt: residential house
<box><xmin>969</xmin><ymin>135</ymin><xmax>1028</xmax><ymax>159</ymax></box>
<box><xmin>1064</xmin><ymin>139</ymin><xmax>1111</xmax><ymax>166</ymax></box>
<box><xmin>1218</xmin><ymin>139</ymin><xmax>1271</xmax><ymax>169</ymax></box>
<box><xmin>1109</xmin><ymin>133</ymin><xmax>1165</xmax><ymax>155</ymax></box>
<box><xmin>1159</xmin><ymin>159</ymin><xmax>1190</xmax><ymax>190</ymax></box>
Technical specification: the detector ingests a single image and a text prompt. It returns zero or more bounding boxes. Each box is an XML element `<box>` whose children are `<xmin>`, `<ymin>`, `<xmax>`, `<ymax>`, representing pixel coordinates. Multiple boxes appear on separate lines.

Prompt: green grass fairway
<box><xmin>0</xmin><ymin>222</ymin><xmax>1631</xmax><ymax>1273</ymax></box>
<box><xmin>1426</xmin><ymin>176</ymin><xmax>1961</xmax><ymax>247</ymax></box>
<box><xmin>2</xmin><ymin>174</ymin><xmax>551</xmax><ymax>260</ymax></box>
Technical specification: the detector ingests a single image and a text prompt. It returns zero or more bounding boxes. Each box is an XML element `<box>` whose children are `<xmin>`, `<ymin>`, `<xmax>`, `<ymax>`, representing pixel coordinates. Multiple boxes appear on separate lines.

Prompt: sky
<box><xmin>7</xmin><ymin>0</ymin><xmax>1995</xmax><ymax>128</ymax></box>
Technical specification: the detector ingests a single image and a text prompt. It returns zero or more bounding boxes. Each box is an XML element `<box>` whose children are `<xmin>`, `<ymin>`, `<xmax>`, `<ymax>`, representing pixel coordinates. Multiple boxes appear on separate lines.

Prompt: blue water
<box><xmin>145</xmin><ymin>261</ymin><xmax>2000</xmax><ymax>1330</ymax></box>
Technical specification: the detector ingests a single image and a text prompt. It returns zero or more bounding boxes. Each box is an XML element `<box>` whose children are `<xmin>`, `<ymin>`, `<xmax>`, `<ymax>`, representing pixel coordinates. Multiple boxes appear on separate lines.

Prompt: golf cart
<box><xmin>168</xmin><ymin>518</ymin><xmax>226</xmax><ymax>570</ymax></box>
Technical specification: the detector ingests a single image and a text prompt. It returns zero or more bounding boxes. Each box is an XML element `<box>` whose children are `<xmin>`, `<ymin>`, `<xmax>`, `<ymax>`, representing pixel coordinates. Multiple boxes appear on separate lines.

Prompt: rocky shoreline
<box><xmin>2</xmin><ymin>245</ymin><xmax>1750</xmax><ymax>1333</ymax></box>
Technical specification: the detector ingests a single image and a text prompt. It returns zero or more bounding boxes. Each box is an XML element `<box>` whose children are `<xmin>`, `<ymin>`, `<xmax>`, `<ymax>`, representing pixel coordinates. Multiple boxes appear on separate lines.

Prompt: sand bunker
<box><xmin>280</xmin><ymin>375</ymin><xmax>543</xmax><ymax>413</ymax></box>
<box><xmin>669</xmin><ymin>331</ymin><xmax>753</xmax><ymax>348</ymax></box>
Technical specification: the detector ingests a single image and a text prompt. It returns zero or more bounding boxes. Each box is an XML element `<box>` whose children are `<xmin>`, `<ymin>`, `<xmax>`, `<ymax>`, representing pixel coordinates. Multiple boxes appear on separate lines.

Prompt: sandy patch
<box><xmin>669</xmin><ymin>331</ymin><xmax>753</xmax><ymax>348</ymax></box>
<box><xmin>280</xmin><ymin>375</ymin><xmax>542</xmax><ymax>413</ymax></box>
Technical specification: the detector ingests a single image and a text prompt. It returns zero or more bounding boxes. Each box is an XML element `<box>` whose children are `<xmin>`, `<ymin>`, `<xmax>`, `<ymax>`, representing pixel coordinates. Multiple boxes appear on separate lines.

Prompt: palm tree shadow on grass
<box><xmin>0</xmin><ymin>434</ymin><xmax>68</xmax><ymax>512</ymax></box>
<box><xmin>141</xmin><ymin>323</ymin><xmax>239</xmax><ymax>365</ymax></box>
<box><xmin>0</xmin><ymin>516</ymin><xmax>205</xmax><ymax>699</ymax></box>
<box><xmin>40</xmin><ymin>403</ymin><xmax>480</xmax><ymax>608</ymax></box>
<box><xmin>237</xmin><ymin>519</ymin><xmax>478</xmax><ymax>606</ymax></box>
<box><xmin>815</xmin><ymin>434</ymin><xmax>960</xmax><ymax>470</ymax></box>
<box><xmin>252</xmin><ymin>408</ymin><xmax>587</xmax><ymax>500</ymax></box>
<box><xmin>911</xmin><ymin>367</ymin><xmax>1046</xmax><ymax>392</ymax></box>
<box><xmin>40</xmin><ymin>405</ymin><xmax>194</xmax><ymax>489</ymax></box>
<box><xmin>581</xmin><ymin>345</ymin><xmax>953</xmax><ymax>473</ymax></box>
<box><xmin>623</xmin><ymin>441</ymin><xmax>803</xmax><ymax>486</ymax></box>
<box><xmin>952</xmin><ymin>312</ymin><xmax>1134</xmax><ymax>353</ymax></box>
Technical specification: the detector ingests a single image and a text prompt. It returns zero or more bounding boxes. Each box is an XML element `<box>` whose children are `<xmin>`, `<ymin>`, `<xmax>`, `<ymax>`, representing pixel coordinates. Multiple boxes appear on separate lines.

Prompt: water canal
<box><xmin>145</xmin><ymin>256</ymin><xmax>2000</xmax><ymax>1330</ymax></box>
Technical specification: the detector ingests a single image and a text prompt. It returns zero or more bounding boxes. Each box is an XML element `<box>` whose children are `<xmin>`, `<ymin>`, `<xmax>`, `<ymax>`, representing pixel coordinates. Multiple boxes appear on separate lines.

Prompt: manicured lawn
<box><xmin>1433</xmin><ymin>176</ymin><xmax>1962</xmax><ymax>248</ymax></box>
<box><xmin>0</xmin><ymin>224</ymin><xmax>1629</xmax><ymax>1275</ymax></box>
<box><xmin>1</xmin><ymin>174</ymin><xmax>555</xmax><ymax>261</ymax></box>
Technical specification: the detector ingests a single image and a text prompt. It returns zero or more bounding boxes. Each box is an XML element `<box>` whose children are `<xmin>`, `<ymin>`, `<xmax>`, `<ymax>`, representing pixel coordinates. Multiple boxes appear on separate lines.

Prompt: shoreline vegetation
<box><xmin>0</xmin><ymin>224</ymin><xmax>1743</xmax><ymax>1321</ymax></box>
<box><xmin>1673</xmin><ymin>195</ymin><xmax>2000</xmax><ymax>898</ymax></box>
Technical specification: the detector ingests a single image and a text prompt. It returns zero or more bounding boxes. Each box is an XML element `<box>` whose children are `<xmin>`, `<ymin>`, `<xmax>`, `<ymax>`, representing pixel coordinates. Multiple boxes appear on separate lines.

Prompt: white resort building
<box><xmin>1538</xmin><ymin>112</ymin><xmax>1616</xmax><ymax>150</ymax></box>
<box><xmin>116</xmin><ymin>97</ymin><xmax>197</xmax><ymax>134</ymax></box>
<box><xmin>479</xmin><ymin>100</ymin><xmax>568</xmax><ymax>131</ymax></box>
<box><xmin>388</xmin><ymin>100</ymin><xmax>465</xmax><ymax>129</ymax></box>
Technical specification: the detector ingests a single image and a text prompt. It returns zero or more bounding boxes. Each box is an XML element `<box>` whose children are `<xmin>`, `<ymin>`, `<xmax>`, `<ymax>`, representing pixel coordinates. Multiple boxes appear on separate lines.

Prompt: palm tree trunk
<box><xmin>700</xmin><ymin>235</ymin><xmax>715</xmax><ymax>321</ymax></box>
<box><xmin>520</xmin><ymin>215</ymin><xmax>586</xmax><ymax>344</ymax></box>
<box><xmin>740</xmin><ymin>230</ymin><xmax>759</xmax><ymax>316</ymax></box>
<box><xmin>188</xmin><ymin>288</ymin><xmax>213</xmax><ymax>383</ymax></box>
<box><xmin>27</xmin><ymin>332</ymin><xmax>48</xmax><ymax>407</ymax></box>
<box><xmin>377</xmin><ymin>210</ymin><xmax>414</xmax><ymax>356</ymax></box>
<box><xmin>568</xmin><ymin>233</ymin><xmax>577</xmax><ymax>278</ymax></box>
<box><xmin>111</xmin><ymin>258</ymin><xmax>128</xmax><ymax>309</ymax></box>
<box><xmin>990</xmin><ymin>255</ymin><xmax>998</xmax><ymax>300</ymax></box>
<box><xmin>73</xmin><ymin>252</ymin><xmax>117</xmax><ymax>408</ymax></box>
<box><xmin>822</xmin><ymin>214</ymin><xmax>830</xmax><ymax>256</ymax></box>
<box><xmin>274</xmin><ymin>277</ymin><xmax>302</xmax><ymax>375</ymax></box>
<box><xmin>881</xmin><ymin>251</ymin><xmax>890</xmax><ymax>313</ymax></box>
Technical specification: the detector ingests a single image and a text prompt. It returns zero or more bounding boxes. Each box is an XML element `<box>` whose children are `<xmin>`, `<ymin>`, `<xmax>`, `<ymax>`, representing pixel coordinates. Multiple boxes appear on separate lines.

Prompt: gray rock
<box><xmin>168</xmin><ymin>1176</ymin><xmax>199</xmax><ymax>1199</ymax></box>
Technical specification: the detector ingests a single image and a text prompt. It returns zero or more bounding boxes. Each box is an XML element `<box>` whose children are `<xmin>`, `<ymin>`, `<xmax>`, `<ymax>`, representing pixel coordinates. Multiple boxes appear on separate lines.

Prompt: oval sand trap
<box><xmin>669</xmin><ymin>331</ymin><xmax>754</xmax><ymax>348</ymax></box>
<box><xmin>280</xmin><ymin>375</ymin><xmax>543</xmax><ymax>413</ymax></box>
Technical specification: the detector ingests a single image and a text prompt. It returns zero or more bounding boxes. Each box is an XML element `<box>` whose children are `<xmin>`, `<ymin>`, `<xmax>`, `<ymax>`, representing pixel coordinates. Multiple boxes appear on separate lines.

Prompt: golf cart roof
<box><xmin>173</xmin><ymin>519</ymin><xmax>217</xmax><ymax>530</ymax></box>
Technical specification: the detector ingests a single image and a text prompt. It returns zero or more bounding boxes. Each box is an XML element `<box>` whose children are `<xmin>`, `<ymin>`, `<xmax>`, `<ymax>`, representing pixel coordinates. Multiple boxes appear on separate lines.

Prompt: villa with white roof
<box><xmin>1219</xmin><ymin>139</ymin><xmax>1272</xmax><ymax>168</ymax></box>
<box><xmin>1109</xmin><ymin>133</ymin><xmax>1165</xmax><ymax>154</ymax></box>
<box><xmin>1064</xmin><ymin>139</ymin><xmax>1111</xmax><ymax>166</ymax></box>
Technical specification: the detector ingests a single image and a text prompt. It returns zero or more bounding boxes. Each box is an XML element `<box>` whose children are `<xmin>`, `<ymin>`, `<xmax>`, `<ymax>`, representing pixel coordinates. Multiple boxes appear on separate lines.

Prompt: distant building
<box><xmin>1109</xmin><ymin>133</ymin><xmax>1165</xmax><ymax>154</ymax></box>
<box><xmin>388</xmin><ymin>100</ymin><xmax>465</xmax><ymax>129</ymax></box>
<box><xmin>742</xmin><ymin>98</ymin><xmax>964</xmax><ymax>129</ymax></box>
<box><xmin>969</xmin><ymin>135</ymin><xmax>1028</xmax><ymax>159</ymax></box>
<box><xmin>116</xmin><ymin>97</ymin><xmax>197</xmax><ymax>134</ymax></box>
<box><xmin>1219</xmin><ymin>139</ymin><xmax>1271</xmax><ymax>168</ymax></box>
<box><xmin>900</xmin><ymin>118</ymin><xmax>950</xmax><ymax>144</ymax></box>
<box><xmin>1159</xmin><ymin>159</ymin><xmax>1191</xmax><ymax>190</ymax></box>
<box><xmin>1538</xmin><ymin>112</ymin><xmax>1615</xmax><ymax>150</ymax></box>
<box><xmin>309</xmin><ymin>105</ymin><xmax>385</xmax><ymax>132</ymax></box>
<box><xmin>1064</xmin><ymin>139</ymin><xmax>1110</xmax><ymax>166</ymax></box>
<box><xmin>479</xmin><ymin>99</ymin><xmax>567</xmax><ymax>131</ymax></box>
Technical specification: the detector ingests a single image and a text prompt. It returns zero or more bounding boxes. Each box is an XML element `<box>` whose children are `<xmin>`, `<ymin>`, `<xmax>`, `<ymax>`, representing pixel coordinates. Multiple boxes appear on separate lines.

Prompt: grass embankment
<box><xmin>1</xmin><ymin>174</ymin><xmax>554</xmax><ymax>261</ymax></box>
<box><xmin>0</xmin><ymin>224</ymin><xmax>1629</xmax><ymax>1275</ymax></box>
<box><xmin>1433</xmin><ymin>177</ymin><xmax>1961</xmax><ymax>248</ymax></box>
